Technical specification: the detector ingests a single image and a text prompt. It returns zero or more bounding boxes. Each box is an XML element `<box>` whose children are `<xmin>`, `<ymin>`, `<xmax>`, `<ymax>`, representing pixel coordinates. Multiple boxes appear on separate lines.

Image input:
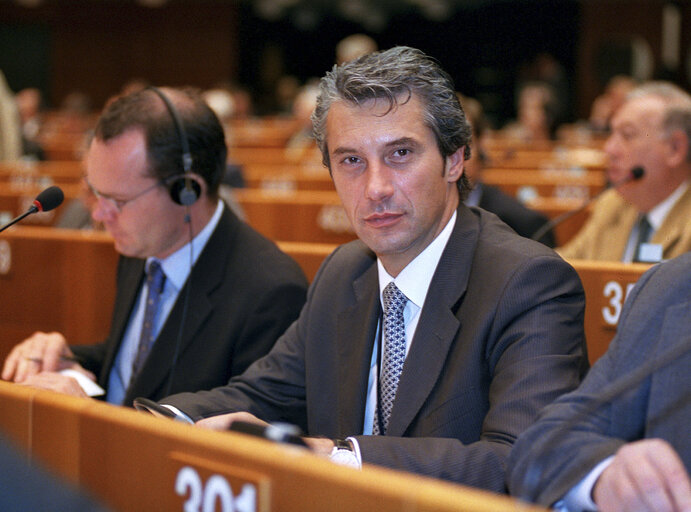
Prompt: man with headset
<box><xmin>1</xmin><ymin>87</ymin><xmax>308</xmax><ymax>406</ymax></box>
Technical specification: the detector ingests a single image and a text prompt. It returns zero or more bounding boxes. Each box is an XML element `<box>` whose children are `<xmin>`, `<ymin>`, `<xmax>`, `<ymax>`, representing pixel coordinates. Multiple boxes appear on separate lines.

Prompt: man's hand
<box><xmin>196</xmin><ymin>411</ymin><xmax>270</xmax><ymax>431</ymax></box>
<box><xmin>594</xmin><ymin>439</ymin><xmax>691</xmax><ymax>512</ymax></box>
<box><xmin>196</xmin><ymin>412</ymin><xmax>336</xmax><ymax>456</ymax></box>
<box><xmin>302</xmin><ymin>437</ymin><xmax>336</xmax><ymax>456</ymax></box>
<box><xmin>2</xmin><ymin>332</ymin><xmax>77</xmax><ymax>382</ymax></box>
<box><xmin>19</xmin><ymin>372</ymin><xmax>90</xmax><ymax>398</ymax></box>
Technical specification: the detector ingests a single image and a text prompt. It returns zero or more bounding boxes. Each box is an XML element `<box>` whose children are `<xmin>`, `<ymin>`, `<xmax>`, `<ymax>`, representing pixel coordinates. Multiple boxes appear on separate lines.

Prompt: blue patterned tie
<box><xmin>373</xmin><ymin>282</ymin><xmax>408</xmax><ymax>435</ymax></box>
<box><xmin>132</xmin><ymin>260</ymin><xmax>166</xmax><ymax>377</ymax></box>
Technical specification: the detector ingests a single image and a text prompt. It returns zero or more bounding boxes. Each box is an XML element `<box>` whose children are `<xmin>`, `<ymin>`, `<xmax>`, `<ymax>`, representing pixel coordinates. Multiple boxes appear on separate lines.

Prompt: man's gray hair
<box><xmin>312</xmin><ymin>46</ymin><xmax>472</xmax><ymax>194</ymax></box>
<box><xmin>628</xmin><ymin>81</ymin><xmax>691</xmax><ymax>163</ymax></box>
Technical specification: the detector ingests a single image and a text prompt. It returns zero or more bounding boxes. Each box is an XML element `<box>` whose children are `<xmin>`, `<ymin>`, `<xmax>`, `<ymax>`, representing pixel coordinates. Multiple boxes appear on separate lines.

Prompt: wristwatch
<box><xmin>329</xmin><ymin>438</ymin><xmax>360</xmax><ymax>468</ymax></box>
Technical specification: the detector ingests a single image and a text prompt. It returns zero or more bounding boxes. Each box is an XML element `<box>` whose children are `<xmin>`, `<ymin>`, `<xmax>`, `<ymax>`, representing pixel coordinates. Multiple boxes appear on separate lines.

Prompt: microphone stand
<box><xmin>0</xmin><ymin>206</ymin><xmax>40</xmax><ymax>234</ymax></box>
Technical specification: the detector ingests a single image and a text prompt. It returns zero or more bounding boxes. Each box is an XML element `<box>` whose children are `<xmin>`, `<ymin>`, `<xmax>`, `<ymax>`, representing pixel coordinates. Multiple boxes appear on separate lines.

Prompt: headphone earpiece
<box><xmin>148</xmin><ymin>86</ymin><xmax>200</xmax><ymax>206</ymax></box>
<box><xmin>168</xmin><ymin>175</ymin><xmax>202</xmax><ymax>206</ymax></box>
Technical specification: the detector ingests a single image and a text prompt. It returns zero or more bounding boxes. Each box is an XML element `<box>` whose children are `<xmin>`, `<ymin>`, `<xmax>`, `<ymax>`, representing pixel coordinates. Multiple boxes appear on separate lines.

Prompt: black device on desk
<box><xmin>229</xmin><ymin>421</ymin><xmax>310</xmax><ymax>448</ymax></box>
<box><xmin>133</xmin><ymin>397</ymin><xmax>309</xmax><ymax>448</ymax></box>
<box><xmin>133</xmin><ymin>397</ymin><xmax>193</xmax><ymax>424</ymax></box>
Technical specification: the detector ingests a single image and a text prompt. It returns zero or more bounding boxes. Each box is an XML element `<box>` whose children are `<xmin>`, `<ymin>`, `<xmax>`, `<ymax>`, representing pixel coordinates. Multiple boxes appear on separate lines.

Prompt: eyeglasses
<box><xmin>84</xmin><ymin>176</ymin><xmax>162</xmax><ymax>214</ymax></box>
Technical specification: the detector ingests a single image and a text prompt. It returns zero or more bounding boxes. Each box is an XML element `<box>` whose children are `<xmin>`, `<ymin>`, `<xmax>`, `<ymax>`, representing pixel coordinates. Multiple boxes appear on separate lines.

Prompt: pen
<box><xmin>24</xmin><ymin>355</ymin><xmax>81</xmax><ymax>364</ymax></box>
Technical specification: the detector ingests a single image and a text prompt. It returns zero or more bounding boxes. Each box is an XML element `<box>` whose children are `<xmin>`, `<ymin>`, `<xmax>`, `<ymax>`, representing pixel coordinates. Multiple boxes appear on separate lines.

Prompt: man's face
<box><xmin>326</xmin><ymin>95</ymin><xmax>464</xmax><ymax>276</ymax></box>
<box><xmin>85</xmin><ymin>129</ymin><xmax>190</xmax><ymax>259</ymax></box>
<box><xmin>604</xmin><ymin>95</ymin><xmax>676</xmax><ymax>210</ymax></box>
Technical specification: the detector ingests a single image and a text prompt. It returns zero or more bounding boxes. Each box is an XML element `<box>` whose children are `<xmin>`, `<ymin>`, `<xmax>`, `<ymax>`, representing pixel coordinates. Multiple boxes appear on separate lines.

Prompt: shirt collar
<box><xmin>646</xmin><ymin>180</ymin><xmax>689</xmax><ymax>231</ymax></box>
<box><xmin>147</xmin><ymin>200</ymin><xmax>224</xmax><ymax>292</ymax></box>
<box><xmin>377</xmin><ymin>210</ymin><xmax>457</xmax><ymax>310</ymax></box>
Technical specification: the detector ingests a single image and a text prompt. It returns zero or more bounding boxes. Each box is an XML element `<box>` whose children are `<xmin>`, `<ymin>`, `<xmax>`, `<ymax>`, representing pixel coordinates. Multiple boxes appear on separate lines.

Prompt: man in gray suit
<box><xmin>508</xmin><ymin>252</ymin><xmax>691</xmax><ymax>511</ymax></box>
<box><xmin>160</xmin><ymin>46</ymin><xmax>588</xmax><ymax>492</ymax></box>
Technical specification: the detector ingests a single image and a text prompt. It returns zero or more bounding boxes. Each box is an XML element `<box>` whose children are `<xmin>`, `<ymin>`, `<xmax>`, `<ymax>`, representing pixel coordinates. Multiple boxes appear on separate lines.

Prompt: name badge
<box><xmin>637</xmin><ymin>243</ymin><xmax>663</xmax><ymax>263</ymax></box>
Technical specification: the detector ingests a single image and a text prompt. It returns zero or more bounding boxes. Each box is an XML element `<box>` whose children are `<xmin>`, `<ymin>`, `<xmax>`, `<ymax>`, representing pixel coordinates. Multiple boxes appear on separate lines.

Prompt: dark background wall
<box><xmin>0</xmin><ymin>0</ymin><xmax>689</xmax><ymax>127</ymax></box>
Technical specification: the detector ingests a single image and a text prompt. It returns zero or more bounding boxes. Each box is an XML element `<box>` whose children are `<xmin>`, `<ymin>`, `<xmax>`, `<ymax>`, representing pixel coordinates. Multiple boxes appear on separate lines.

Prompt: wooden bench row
<box><xmin>0</xmin><ymin>227</ymin><xmax>650</xmax><ymax>366</ymax></box>
<box><xmin>0</xmin><ymin>381</ymin><xmax>534</xmax><ymax>512</ymax></box>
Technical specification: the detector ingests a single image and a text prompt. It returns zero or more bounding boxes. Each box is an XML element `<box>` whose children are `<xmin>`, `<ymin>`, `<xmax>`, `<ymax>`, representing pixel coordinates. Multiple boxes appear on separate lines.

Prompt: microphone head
<box><xmin>631</xmin><ymin>166</ymin><xmax>645</xmax><ymax>180</ymax></box>
<box><xmin>33</xmin><ymin>186</ymin><xmax>65</xmax><ymax>212</ymax></box>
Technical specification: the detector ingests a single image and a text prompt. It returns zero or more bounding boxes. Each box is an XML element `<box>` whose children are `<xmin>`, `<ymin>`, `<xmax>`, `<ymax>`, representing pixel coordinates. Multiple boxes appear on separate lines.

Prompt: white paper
<box><xmin>60</xmin><ymin>369</ymin><xmax>105</xmax><ymax>397</ymax></box>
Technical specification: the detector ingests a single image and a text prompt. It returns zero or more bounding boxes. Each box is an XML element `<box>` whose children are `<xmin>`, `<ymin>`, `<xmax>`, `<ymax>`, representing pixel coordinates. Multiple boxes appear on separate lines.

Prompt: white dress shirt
<box><xmin>341</xmin><ymin>211</ymin><xmax>457</xmax><ymax>466</ymax></box>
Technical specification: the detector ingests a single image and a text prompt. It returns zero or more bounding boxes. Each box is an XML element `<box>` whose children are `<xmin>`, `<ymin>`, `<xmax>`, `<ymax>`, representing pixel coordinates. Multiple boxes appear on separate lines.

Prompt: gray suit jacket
<box><xmin>72</xmin><ymin>205</ymin><xmax>308</xmax><ymax>406</ymax></box>
<box><xmin>508</xmin><ymin>252</ymin><xmax>691</xmax><ymax>506</ymax></box>
<box><xmin>165</xmin><ymin>204</ymin><xmax>587</xmax><ymax>492</ymax></box>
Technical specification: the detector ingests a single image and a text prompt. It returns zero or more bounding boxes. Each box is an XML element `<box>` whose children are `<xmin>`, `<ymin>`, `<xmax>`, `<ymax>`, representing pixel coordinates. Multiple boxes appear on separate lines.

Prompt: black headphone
<box><xmin>148</xmin><ymin>86</ymin><xmax>201</xmax><ymax>206</ymax></box>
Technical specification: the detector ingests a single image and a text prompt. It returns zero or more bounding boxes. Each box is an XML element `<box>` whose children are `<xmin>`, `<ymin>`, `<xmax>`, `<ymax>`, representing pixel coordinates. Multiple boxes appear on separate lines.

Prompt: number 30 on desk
<box><xmin>176</xmin><ymin>466</ymin><xmax>257</xmax><ymax>512</ymax></box>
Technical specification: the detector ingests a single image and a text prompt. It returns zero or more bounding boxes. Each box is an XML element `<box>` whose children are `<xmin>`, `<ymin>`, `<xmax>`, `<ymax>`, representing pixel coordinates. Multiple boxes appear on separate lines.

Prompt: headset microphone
<box><xmin>146</xmin><ymin>86</ymin><xmax>197</xmax><ymax>397</ymax></box>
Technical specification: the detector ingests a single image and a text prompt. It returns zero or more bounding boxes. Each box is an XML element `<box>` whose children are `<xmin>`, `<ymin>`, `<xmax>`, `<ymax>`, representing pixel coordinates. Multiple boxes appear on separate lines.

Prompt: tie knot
<box><xmin>638</xmin><ymin>214</ymin><xmax>651</xmax><ymax>229</ymax></box>
<box><xmin>383</xmin><ymin>282</ymin><xmax>407</xmax><ymax>316</ymax></box>
<box><xmin>146</xmin><ymin>260</ymin><xmax>166</xmax><ymax>294</ymax></box>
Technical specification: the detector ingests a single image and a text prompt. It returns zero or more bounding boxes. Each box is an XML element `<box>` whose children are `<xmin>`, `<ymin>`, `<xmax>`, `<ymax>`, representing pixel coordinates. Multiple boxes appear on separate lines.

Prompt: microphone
<box><xmin>229</xmin><ymin>421</ymin><xmax>310</xmax><ymax>448</ymax></box>
<box><xmin>519</xmin><ymin>331</ymin><xmax>691</xmax><ymax>502</ymax></box>
<box><xmin>530</xmin><ymin>167</ymin><xmax>645</xmax><ymax>242</ymax></box>
<box><xmin>0</xmin><ymin>185</ymin><xmax>65</xmax><ymax>234</ymax></box>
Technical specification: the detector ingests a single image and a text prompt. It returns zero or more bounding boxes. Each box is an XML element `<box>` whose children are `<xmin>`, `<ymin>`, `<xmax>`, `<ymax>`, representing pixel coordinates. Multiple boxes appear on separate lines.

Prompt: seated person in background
<box><xmin>508</xmin><ymin>252</ymin><xmax>691</xmax><ymax>512</ymax></box>
<box><xmin>589</xmin><ymin>75</ymin><xmax>637</xmax><ymax>133</ymax></box>
<box><xmin>459</xmin><ymin>94</ymin><xmax>555</xmax><ymax>247</ymax></box>
<box><xmin>2</xmin><ymin>86</ymin><xmax>308</xmax><ymax>406</ymax></box>
<box><xmin>0</xmin><ymin>69</ymin><xmax>22</xmax><ymax>162</ymax></box>
<box><xmin>15</xmin><ymin>87</ymin><xmax>46</xmax><ymax>161</ymax></box>
<box><xmin>559</xmin><ymin>82</ymin><xmax>691</xmax><ymax>262</ymax></box>
<box><xmin>285</xmin><ymin>80</ymin><xmax>320</xmax><ymax>161</ymax></box>
<box><xmin>54</xmin><ymin>177</ymin><xmax>101</xmax><ymax>230</ymax></box>
<box><xmin>501</xmin><ymin>81</ymin><xmax>560</xmax><ymax>142</ymax></box>
<box><xmin>158</xmin><ymin>46</ymin><xmax>588</xmax><ymax>492</ymax></box>
<box><xmin>335</xmin><ymin>33</ymin><xmax>378</xmax><ymax>64</ymax></box>
<box><xmin>202</xmin><ymin>86</ymin><xmax>247</xmax><ymax>219</ymax></box>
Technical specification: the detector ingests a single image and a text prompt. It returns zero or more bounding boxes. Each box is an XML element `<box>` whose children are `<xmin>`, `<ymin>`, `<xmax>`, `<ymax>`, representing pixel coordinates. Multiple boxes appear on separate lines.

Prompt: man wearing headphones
<box><xmin>1</xmin><ymin>87</ymin><xmax>308</xmax><ymax>406</ymax></box>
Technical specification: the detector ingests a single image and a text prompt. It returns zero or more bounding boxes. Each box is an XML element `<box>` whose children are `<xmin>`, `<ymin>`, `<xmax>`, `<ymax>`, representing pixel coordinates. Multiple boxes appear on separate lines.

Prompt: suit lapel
<box><xmin>336</xmin><ymin>262</ymin><xmax>380</xmax><ymax>436</ymax></box>
<box><xmin>387</xmin><ymin>206</ymin><xmax>477</xmax><ymax>436</ymax></box>
<box><xmin>125</xmin><ymin>207</ymin><xmax>236</xmax><ymax>402</ymax></box>
<box><xmin>652</xmin><ymin>186</ymin><xmax>691</xmax><ymax>256</ymax></box>
<box><xmin>604</xmin><ymin>199</ymin><xmax>638</xmax><ymax>261</ymax></box>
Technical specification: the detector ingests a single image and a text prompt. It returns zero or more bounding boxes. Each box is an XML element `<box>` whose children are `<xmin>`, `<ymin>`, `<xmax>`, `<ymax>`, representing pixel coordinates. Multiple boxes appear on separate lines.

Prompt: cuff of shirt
<box><xmin>556</xmin><ymin>456</ymin><xmax>614</xmax><ymax>512</ymax></box>
<box><xmin>328</xmin><ymin>437</ymin><xmax>363</xmax><ymax>469</ymax></box>
<box><xmin>346</xmin><ymin>436</ymin><xmax>363</xmax><ymax>468</ymax></box>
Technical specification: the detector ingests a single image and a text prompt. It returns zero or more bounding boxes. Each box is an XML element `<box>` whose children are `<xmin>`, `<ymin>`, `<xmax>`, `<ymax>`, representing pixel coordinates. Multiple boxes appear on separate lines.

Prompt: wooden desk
<box><xmin>0</xmin><ymin>227</ymin><xmax>118</xmax><ymax>362</ymax></box>
<box><xmin>0</xmin><ymin>381</ymin><xmax>545</xmax><ymax>512</ymax></box>
<box><xmin>0</xmin><ymin>160</ymin><xmax>84</xmax><ymax>183</ymax></box>
<box><xmin>0</xmin><ymin>225</ymin><xmax>646</xmax><ymax>370</ymax></box>
<box><xmin>569</xmin><ymin>259</ymin><xmax>652</xmax><ymax>364</ymax></box>
<box><xmin>0</xmin><ymin>228</ymin><xmax>334</xmax><ymax>364</ymax></box>
<box><xmin>482</xmin><ymin>168</ymin><xmax>606</xmax><ymax>201</ymax></box>
<box><xmin>235</xmin><ymin>189</ymin><xmax>357</xmax><ymax>245</ymax></box>
<box><xmin>0</xmin><ymin>183</ymin><xmax>82</xmax><ymax>227</ymax></box>
<box><xmin>242</xmin><ymin>163</ymin><xmax>335</xmax><ymax>192</ymax></box>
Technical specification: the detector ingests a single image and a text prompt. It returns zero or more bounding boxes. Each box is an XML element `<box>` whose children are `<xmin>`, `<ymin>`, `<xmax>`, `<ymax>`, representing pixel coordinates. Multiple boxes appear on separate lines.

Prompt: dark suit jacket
<box><xmin>72</xmin><ymin>205</ymin><xmax>308</xmax><ymax>406</ymax></box>
<box><xmin>507</xmin><ymin>252</ymin><xmax>691</xmax><ymax>506</ymax></box>
<box><xmin>165</xmin><ymin>205</ymin><xmax>587</xmax><ymax>492</ymax></box>
<box><xmin>477</xmin><ymin>183</ymin><xmax>555</xmax><ymax>247</ymax></box>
